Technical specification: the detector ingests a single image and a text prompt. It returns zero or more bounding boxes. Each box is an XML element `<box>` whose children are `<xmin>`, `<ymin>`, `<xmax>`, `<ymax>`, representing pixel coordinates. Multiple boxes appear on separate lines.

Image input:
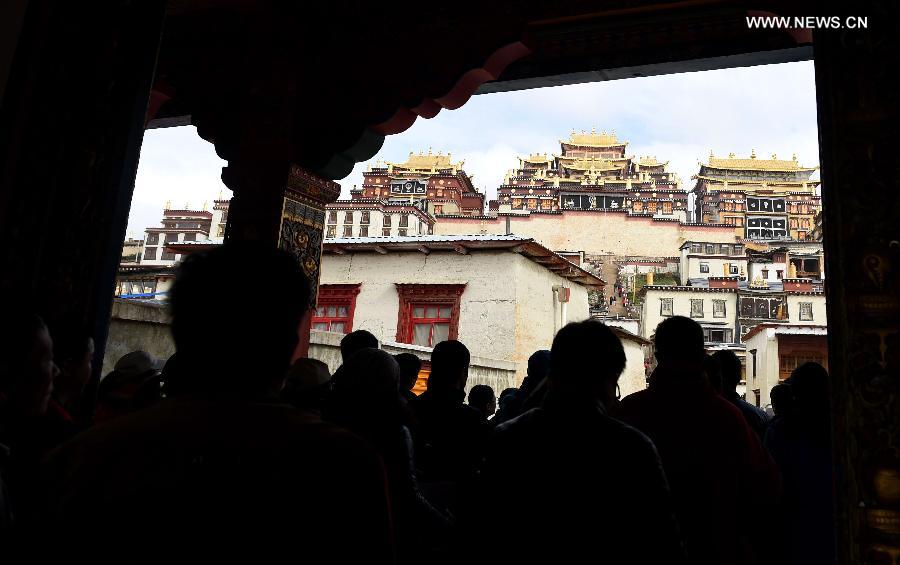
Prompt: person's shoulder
<box><xmin>601</xmin><ymin>414</ymin><xmax>659</xmax><ymax>454</ymax></box>
<box><xmin>618</xmin><ymin>388</ymin><xmax>654</xmax><ymax>412</ymax></box>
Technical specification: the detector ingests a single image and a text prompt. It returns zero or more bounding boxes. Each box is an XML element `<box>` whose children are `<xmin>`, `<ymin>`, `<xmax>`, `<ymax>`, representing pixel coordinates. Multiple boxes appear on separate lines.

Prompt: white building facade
<box><xmin>317</xmin><ymin>235</ymin><xmax>603</xmax><ymax>383</ymax></box>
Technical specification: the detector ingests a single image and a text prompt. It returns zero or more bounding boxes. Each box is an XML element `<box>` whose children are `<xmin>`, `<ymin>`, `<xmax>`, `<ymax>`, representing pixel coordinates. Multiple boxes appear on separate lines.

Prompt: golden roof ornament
<box><xmin>750</xmin><ymin>149</ymin><xmax>757</xmax><ymax>159</ymax></box>
<box><xmin>164</xmin><ymin>200</ymin><xmax>171</xmax><ymax>210</ymax></box>
<box><xmin>728</xmin><ymin>152</ymin><xmax>735</xmax><ymax>159</ymax></box>
<box><xmin>772</xmin><ymin>153</ymin><xmax>778</xmax><ymax>160</ymax></box>
<box><xmin>202</xmin><ymin>201</ymin><xmax>208</xmax><ymax>211</ymax></box>
<box><xmin>750</xmin><ymin>274</ymin><xmax>769</xmax><ymax>289</ymax></box>
<box><xmin>792</xmin><ymin>153</ymin><xmax>798</xmax><ymax>161</ymax></box>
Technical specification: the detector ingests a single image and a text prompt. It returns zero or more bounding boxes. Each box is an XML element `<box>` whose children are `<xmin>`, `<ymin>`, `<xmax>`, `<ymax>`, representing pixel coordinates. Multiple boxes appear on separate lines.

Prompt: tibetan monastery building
<box><xmin>691</xmin><ymin>151</ymin><xmax>821</xmax><ymax>242</ymax></box>
<box><xmin>490</xmin><ymin>129</ymin><xmax>688</xmax><ymax>221</ymax></box>
<box><xmin>350</xmin><ymin>150</ymin><xmax>486</xmax><ymax>217</ymax></box>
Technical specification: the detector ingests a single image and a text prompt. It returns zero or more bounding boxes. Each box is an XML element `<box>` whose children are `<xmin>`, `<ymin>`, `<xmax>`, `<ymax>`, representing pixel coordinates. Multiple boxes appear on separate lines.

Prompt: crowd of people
<box><xmin>0</xmin><ymin>242</ymin><xmax>836</xmax><ymax>563</ymax></box>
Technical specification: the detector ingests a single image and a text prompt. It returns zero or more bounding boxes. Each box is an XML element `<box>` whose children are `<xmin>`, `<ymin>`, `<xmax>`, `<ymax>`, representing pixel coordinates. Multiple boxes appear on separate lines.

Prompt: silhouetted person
<box><xmin>49</xmin><ymin>322</ymin><xmax>94</xmax><ymax>431</ymax></box>
<box><xmin>281</xmin><ymin>357</ymin><xmax>332</xmax><ymax>414</ymax></box>
<box><xmin>462</xmin><ymin>320</ymin><xmax>683</xmax><ymax>564</ymax></box>
<box><xmin>490</xmin><ymin>387</ymin><xmax>518</xmax><ymax>427</ymax></box>
<box><xmin>492</xmin><ymin>350</ymin><xmax>550</xmax><ymax>426</ymax></box>
<box><xmin>410</xmin><ymin>340</ymin><xmax>486</xmax><ymax>513</ymax></box>
<box><xmin>395</xmin><ymin>352</ymin><xmax>422</xmax><ymax>404</ymax></box>
<box><xmin>619</xmin><ymin>316</ymin><xmax>779</xmax><ymax>565</ymax></box>
<box><xmin>93</xmin><ymin>350</ymin><xmax>162</xmax><ymax>423</ymax></box>
<box><xmin>704</xmin><ymin>353</ymin><xmax>723</xmax><ymax>394</ymax></box>
<box><xmin>467</xmin><ymin>384</ymin><xmax>496</xmax><ymax>421</ymax></box>
<box><xmin>326</xmin><ymin>348</ymin><xmax>449</xmax><ymax>563</ymax></box>
<box><xmin>769</xmin><ymin>382</ymin><xmax>793</xmax><ymax>420</ymax></box>
<box><xmin>713</xmin><ymin>349</ymin><xmax>769</xmax><ymax>438</ymax></box>
<box><xmin>764</xmin><ymin>363</ymin><xmax>834</xmax><ymax>565</ymax></box>
<box><xmin>340</xmin><ymin>329</ymin><xmax>379</xmax><ymax>361</ymax></box>
<box><xmin>0</xmin><ymin>310</ymin><xmax>59</xmax><ymax>528</ymax></box>
<box><xmin>42</xmin><ymin>243</ymin><xmax>394</xmax><ymax>563</ymax></box>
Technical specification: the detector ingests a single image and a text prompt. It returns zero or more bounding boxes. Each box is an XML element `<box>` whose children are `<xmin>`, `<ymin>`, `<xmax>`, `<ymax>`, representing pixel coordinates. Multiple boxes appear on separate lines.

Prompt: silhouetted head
<box><xmin>428</xmin><ymin>340</ymin><xmax>470</xmax><ymax>392</ymax></box>
<box><xmin>703</xmin><ymin>354</ymin><xmax>723</xmax><ymax>394</ymax></box>
<box><xmin>468</xmin><ymin>384</ymin><xmax>496</xmax><ymax>419</ymax></box>
<box><xmin>169</xmin><ymin>242</ymin><xmax>310</xmax><ymax>396</ymax></box>
<box><xmin>790</xmin><ymin>362</ymin><xmax>830</xmax><ymax>412</ymax></box>
<box><xmin>653</xmin><ymin>316</ymin><xmax>705</xmax><ymax>375</ymax></box>
<box><xmin>327</xmin><ymin>348</ymin><xmax>402</xmax><ymax>432</ymax></box>
<box><xmin>498</xmin><ymin>387</ymin><xmax>518</xmax><ymax>408</ymax></box>
<box><xmin>51</xmin><ymin>321</ymin><xmax>94</xmax><ymax>396</ymax></box>
<box><xmin>0</xmin><ymin>310</ymin><xmax>58</xmax><ymax>416</ymax></box>
<box><xmin>282</xmin><ymin>358</ymin><xmax>332</xmax><ymax>412</ymax></box>
<box><xmin>550</xmin><ymin>320</ymin><xmax>625</xmax><ymax>408</ymax></box>
<box><xmin>712</xmin><ymin>350</ymin><xmax>742</xmax><ymax>394</ymax></box>
<box><xmin>770</xmin><ymin>382</ymin><xmax>793</xmax><ymax>417</ymax></box>
<box><xmin>394</xmin><ymin>352</ymin><xmax>422</xmax><ymax>392</ymax></box>
<box><xmin>340</xmin><ymin>330</ymin><xmax>379</xmax><ymax>361</ymax></box>
<box><xmin>527</xmin><ymin>350</ymin><xmax>552</xmax><ymax>380</ymax></box>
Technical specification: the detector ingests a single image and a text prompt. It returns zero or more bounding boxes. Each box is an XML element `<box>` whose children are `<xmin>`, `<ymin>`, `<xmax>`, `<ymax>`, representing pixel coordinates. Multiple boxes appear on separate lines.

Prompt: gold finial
<box><xmin>164</xmin><ymin>200</ymin><xmax>171</xmax><ymax>210</ymax></box>
<box><xmin>591</xmin><ymin>126</ymin><xmax>596</xmax><ymax>134</ymax></box>
<box><xmin>428</xmin><ymin>147</ymin><xmax>432</xmax><ymax>155</ymax></box>
<box><xmin>750</xmin><ymin>149</ymin><xmax>757</xmax><ymax>159</ymax></box>
<box><xmin>710</xmin><ymin>149</ymin><xmax>714</xmax><ymax>158</ymax></box>
<box><xmin>792</xmin><ymin>153</ymin><xmax>798</xmax><ymax>161</ymax></box>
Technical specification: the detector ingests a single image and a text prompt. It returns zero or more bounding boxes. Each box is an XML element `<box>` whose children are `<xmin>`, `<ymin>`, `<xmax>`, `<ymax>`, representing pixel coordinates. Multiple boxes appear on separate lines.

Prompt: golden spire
<box><xmin>792</xmin><ymin>153</ymin><xmax>798</xmax><ymax>161</ymax></box>
<box><xmin>164</xmin><ymin>200</ymin><xmax>172</xmax><ymax>210</ymax></box>
<box><xmin>710</xmin><ymin>149</ymin><xmax>715</xmax><ymax>159</ymax></box>
<box><xmin>750</xmin><ymin>149</ymin><xmax>757</xmax><ymax>159</ymax></box>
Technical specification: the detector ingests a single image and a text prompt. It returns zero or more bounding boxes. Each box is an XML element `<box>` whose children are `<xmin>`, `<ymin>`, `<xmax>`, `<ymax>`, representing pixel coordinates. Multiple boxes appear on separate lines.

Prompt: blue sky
<box><xmin>127</xmin><ymin>60</ymin><xmax>819</xmax><ymax>239</ymax></box>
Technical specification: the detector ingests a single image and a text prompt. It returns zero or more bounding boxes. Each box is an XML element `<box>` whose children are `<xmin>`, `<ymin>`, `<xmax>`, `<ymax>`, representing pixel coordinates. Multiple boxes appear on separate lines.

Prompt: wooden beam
<box><xmin>453</xmin><ymin>244</ymin><xmax>469</xmax><ymax>255</ymax></box>
<box><xmin>331</xmin><ymin>246</ymin><xmax>346</xmax><ymax>255</ymax></box>
<box><xmin>417</xmin><ymin>245</ymin><xmax>431</xmax><ymax>255</ymax></box>
<box><xmin>373</xmin><ymin>245</ymin><xmax>388</xmax><ymax>254</ymax></box>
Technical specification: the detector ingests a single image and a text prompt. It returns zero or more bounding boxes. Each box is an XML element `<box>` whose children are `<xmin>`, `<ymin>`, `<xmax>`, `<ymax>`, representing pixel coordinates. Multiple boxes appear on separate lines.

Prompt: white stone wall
<box><xmin>433</xmin><ymin>212</ymin><xmax>738</xmax><ymax>257</ymax></box>
<box><xmin>748</xmin><ymin>261</ymin><xmax>788</xmax><ymax>283</ymax></box>
<box><xmin>319</xmin><ymin>249</ymin><xmax>592</xmax><ymax>383</ymax></box>
<box><xmin>682</xmin><ymin>256</ymin><xmax>748</xmax><ymax>284</ymax></box>
<box><xmin>641</xmin><ymin>288</ymin><xmax>738</xmax><ymax>340</ymax></box>
<box><xmin>619</xmin><ymin>338</ymin><xmax>648</xmax><ymax>397</ymax></box>
<box><xmin>744</xmin><ymin>328</ymin><xmax>779</xmax><ymax>407</ymax></box>
<box><xmin>786</xmin><ymin>294</ymin><xmax>827</xmax><ymax>325</ymax></box>
<box><xmin>329</xmin><ymin>209</ymin><xmax>428</xmax><ymax>238</ymax></box>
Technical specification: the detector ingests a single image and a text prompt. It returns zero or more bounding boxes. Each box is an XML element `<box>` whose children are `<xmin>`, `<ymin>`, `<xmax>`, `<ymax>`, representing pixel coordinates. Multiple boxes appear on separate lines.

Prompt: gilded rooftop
<box><xmin>704</xmin><ymin>150</ymin><xmax>817</xmax><ymax>171</ymax></box>
<box><xmin>562</xmin><ymin>128</ymin><xmax>627</xmax><ymax>147</ymax></box>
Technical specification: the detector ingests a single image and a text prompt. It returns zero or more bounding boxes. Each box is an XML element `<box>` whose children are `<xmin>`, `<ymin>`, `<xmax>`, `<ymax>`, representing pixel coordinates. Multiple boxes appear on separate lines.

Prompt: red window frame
<box><xmin>312</xmin><ymin>284</ymin><xmax>361</xmax><ymax>334</ymax></box>
<box><xmin>408</xmin><ymin>304</ymin><xmax>454</xmax><ymax>347</ymax></box>
<box><xmin>395</xmin><ymin>284</ymin><xmax>466</xmax><ymax>346</ymax></box>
